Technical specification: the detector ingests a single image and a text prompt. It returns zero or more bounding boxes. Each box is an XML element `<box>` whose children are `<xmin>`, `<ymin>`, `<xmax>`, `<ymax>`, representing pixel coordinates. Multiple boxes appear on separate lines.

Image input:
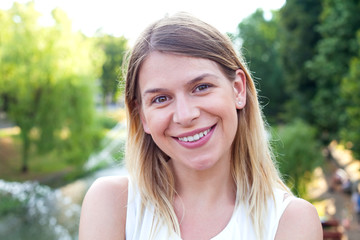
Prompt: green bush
<box><xmin>272</xmin><ymin>119</ymin><xmax>323</xmax><ymax>197</ymax></box>
<box><xmin>97</xmin><ymin>115</ymin><xmax>118</xmax><ymax>130</ymax></box>
<box><xmin>0</xmin><ymin>193</ymin><xmax>24</xmax><ymax>216</ymax></box>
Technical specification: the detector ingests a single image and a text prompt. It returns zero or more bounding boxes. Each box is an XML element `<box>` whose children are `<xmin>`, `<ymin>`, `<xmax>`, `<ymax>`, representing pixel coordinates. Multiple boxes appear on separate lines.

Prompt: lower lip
<box><xmin>174</xmin><ymin>125</ymin><xmax>216</xmax><ymax>149</ymax></box>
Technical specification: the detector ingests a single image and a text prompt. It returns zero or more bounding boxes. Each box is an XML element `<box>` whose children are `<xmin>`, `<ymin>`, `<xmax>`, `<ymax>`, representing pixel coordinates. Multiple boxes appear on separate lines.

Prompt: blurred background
<box><xmin>0</xmin><ymin>0</ymin><xmax>360</xmax><ymax>239</ymax></box>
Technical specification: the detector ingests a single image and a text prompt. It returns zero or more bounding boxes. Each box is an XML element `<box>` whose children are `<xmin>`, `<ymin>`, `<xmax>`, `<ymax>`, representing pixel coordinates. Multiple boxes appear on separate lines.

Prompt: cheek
<box><xmin>209</xmin><ymin>94</ymin><xmax>237</xmax><ymax>117</ymax></box>
<box><xmin>145</xmin><ymin>110</ymin><xmax>171</xmax><ymax>133</ymax></box>
<box><xmin>214</xmin><ymin>96</ymin><xmax>239</xmax><ymax>132</ymax></box>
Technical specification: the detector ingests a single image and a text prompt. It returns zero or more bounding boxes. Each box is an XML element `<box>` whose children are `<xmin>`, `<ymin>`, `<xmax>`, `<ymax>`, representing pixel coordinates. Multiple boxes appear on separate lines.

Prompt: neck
<box><xmin>169</xmin><ymin>157</ymin><xmax>236</xmax><ymax>230</ymax></box>
<box><xmin>169</xmin><ymin>157</ymin><xmax>236</xmax><ymax>204</ymax></box>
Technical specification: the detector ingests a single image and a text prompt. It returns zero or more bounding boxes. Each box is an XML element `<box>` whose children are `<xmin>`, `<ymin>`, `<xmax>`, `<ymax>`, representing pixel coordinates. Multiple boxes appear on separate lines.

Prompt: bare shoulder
<box><xmin>79</xmin><ymin>176</ymin><xmax>128</xmax><ymax>240</ymax></box>
<box><xmin>275</xmin><ymin>198</ymin><xmax>323</xmax><ymax>240</ymax></box>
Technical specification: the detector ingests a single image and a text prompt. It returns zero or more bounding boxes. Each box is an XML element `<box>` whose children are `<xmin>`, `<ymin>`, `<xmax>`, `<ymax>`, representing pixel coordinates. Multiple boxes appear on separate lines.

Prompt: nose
<box><xmin>173</xmin><ymin>95</ymin><xmax>200</xmax><ymax>126</ymax></box>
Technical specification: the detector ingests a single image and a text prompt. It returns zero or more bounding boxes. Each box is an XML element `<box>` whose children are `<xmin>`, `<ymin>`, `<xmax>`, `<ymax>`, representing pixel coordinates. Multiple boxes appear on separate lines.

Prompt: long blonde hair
<box><xmin>124</xmin><ymin>12</ymin><xmax>289</xmax><ymax>238</ymax></box>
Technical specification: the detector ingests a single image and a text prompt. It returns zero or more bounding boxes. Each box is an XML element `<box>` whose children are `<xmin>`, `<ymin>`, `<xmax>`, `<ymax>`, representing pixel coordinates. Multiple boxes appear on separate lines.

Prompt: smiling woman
<box><xmin>79</xmin><ymin>13</ymin><xmax>322</xmax><ymax>240</ymax></box>
<box><xmin>139</xmin><ymin>53</ymin><xmax>243</xmax><ymax>171</ymax></box>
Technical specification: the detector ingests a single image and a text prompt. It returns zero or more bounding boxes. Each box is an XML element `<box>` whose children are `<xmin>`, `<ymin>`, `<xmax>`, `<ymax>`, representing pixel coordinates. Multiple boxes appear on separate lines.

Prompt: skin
<box><xmin>139</xmin><ymin>52</ymin><xmax>246</xmax><ymax>173</ymax></box>
<box><xmin>79</xmin><ymin>52</ymin><xmax>323</xmax><ymax>239</ymax></box>
<box><xmin>79</xmin><ymin>176</ymin><xmax>128</xmax><ymax>240</ymax></box>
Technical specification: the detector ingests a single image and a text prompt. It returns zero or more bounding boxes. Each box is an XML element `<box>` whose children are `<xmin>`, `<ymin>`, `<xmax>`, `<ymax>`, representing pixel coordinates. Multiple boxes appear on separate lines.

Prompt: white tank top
<box><xmin>126</xmin><ymin>179</ymin><xmax>295</xmax><ymax>240</ymax></box>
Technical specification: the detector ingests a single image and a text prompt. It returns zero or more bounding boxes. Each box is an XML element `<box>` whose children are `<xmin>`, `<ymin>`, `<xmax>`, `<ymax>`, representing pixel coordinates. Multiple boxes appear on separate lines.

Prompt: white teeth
<box><xmin>178</xmin><ymin>128</ymin><xmax>211</xmax><ymax>142</ymax></box>
<box><xmin>194</xmin><ymin>134</ymin><xmax>199</xmax><ymax>141</ymax></box>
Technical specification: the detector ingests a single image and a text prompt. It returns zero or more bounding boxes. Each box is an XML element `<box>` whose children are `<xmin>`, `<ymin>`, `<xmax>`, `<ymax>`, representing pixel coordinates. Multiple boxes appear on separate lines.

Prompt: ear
<box><xmin>140</xmin><ymin>115</ymin><xmax>151</xmax><ymax>134</ymax></box>
<box><xmin>138</xmin><ymin>102</ymin><xmax>151</xmax><ymax>134</ymax></box>
<box><xmin>233</xmin><ymin>69</ymin><xmax>247</xmax><ymax>110</ymax></box>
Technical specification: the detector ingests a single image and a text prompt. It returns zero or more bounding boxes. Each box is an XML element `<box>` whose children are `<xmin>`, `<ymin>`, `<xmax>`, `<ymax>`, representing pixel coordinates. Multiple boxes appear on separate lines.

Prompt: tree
<box><xmin>0</xmin><ymin>3</ymin><xmax>105</xmax><ymax>172</ymax></box>
<box><xmin>278</xmin><ymin>0</ymin><xmax>322</xmax><ymax>123</ymax></box>
<box><xmin>236</xmin><ymin>9</ymin><xmax>286</xmax><ymax>123</ymax></box>
<box><xmin>96</xmin><ymin>34</ymin><xmax>128</xmax><ymax>105</ymax></box>
<box><xmin>272</xmin><ymin>120</ymin><xmax>323</xmax><ymax>197</ymax></box>
<box><xmin>340</xmin><ymin>30</ymin><xmax>360</xmax><ymax>159</ymax></box>
<box><xmin>307</xmin><ymin>0</ymin><xmax>360</xmax><ymax>143</ymax></box>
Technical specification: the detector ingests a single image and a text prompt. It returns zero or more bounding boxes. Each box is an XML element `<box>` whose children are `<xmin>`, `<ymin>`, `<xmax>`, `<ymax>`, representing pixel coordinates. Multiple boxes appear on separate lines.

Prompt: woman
<box><xmin>79</xmin><ymin>13</ymin><xmax>322</xmax><ymax>240</ymax></box>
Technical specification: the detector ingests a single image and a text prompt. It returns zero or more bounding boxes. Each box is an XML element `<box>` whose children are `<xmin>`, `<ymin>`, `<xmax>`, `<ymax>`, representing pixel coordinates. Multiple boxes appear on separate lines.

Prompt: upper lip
<box><xmin>173</xmin><ymin>125</ymin><xmax>215</xmax><ymax>138</ymax></box>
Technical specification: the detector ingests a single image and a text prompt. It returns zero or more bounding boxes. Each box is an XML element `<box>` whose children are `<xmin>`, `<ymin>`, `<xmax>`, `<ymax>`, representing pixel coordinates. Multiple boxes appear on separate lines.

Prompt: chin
<box><xmin>187</xmin><ymin>158</ymin><xmax>219</xmax><ymax>171</ymax></box>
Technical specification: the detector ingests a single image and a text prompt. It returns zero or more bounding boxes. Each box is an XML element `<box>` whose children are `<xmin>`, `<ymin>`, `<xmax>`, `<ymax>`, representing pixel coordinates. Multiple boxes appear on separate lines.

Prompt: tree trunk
<box><xmin>21</xmin><ymin>130</ymin><xmax>30</xmax><ymax>173</ymax></box>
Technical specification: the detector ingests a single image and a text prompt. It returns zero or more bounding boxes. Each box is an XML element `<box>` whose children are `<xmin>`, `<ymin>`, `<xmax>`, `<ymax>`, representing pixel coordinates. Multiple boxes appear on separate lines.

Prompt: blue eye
<box><xmin>153</xmin><ymin>96</ymin><xmax>168</xmax><ymax>104</ymax></box>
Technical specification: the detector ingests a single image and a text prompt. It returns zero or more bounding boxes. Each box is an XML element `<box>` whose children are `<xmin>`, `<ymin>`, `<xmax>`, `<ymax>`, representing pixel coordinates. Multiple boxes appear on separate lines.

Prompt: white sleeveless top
<box><xmin>126</xmin><ymin>180</ymin><xmax>295</xmax><ymax>240</ymax></box>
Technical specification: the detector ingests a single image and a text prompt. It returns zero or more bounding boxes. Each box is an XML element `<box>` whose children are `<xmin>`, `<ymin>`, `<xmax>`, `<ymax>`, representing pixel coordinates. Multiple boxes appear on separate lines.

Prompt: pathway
<box><xmin>310</xmin><ymin>142</ymin><xmax>360</xmax><ymax>240</ymax></box>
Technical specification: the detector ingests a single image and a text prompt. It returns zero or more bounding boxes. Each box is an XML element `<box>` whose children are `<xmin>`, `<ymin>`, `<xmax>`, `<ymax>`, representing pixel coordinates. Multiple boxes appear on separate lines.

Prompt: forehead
<box><xmin>138</xmin><ymin>52</ymin><xmax>223</xmax><ymax>90</ymax></box>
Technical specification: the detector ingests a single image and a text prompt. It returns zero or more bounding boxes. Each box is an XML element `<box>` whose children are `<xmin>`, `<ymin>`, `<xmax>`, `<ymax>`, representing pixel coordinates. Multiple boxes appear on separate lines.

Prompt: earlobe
<box><xmin>140</xmin><ymin>113</ymin><xmax>151</xmax><ymax>134</ymax></box>
<box><xmin>141</xmin><ymin>119</ymin><xmax>151</xmax><ymax>134</ymax></box>
<box><xmin>233</xmin><ymin>69</ymin><xmax>247</xmax><ymax>109</ymax></box>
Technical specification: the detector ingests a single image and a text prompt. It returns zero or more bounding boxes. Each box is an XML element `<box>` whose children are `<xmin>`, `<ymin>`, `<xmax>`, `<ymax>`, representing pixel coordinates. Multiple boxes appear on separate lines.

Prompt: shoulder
<box><xmin>275</xmin><ymin>198</ymin><xmax>323</xmax><ymax>240</ymax></box>
<box><xmin>84</xmin><ymin>175</ymin><xmax>129</xmax><ymax>198</ymax></box>
<box><xmin>79</xmin><ymin>176</ymin><xmax>128</xmax><ymax>240</ymax></box>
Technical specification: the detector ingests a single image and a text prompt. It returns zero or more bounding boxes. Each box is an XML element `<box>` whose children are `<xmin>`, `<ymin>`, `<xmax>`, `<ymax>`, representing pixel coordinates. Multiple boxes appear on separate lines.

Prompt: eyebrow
<box><xmin>142</xmin><ymin>73</ymin><xmax>218</xmax><ymax>97</ymax></box>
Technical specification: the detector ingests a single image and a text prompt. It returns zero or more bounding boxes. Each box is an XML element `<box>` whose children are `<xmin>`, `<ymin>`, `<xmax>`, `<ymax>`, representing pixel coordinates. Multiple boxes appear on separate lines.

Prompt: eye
<box><xmin>194</xmin><ymin>83</ymin><xmax>211</xmax><ymax>92</ymax></box>
<box><xmin>152</xmin><ymin>95</ymin><xmax>169</xmax><ymax>104</ymax></box>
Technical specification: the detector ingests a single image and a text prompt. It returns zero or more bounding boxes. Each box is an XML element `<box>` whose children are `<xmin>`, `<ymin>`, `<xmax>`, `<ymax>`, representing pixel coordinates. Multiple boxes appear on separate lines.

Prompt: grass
<box><xmin>0</xmin><ymin>109</ymin><xmax>126</xmax><ymax>186</ymax></box>
<box><xmin>0</xmin><ymin>135</ymin><xmax>74</xmax><ymax>184</ymax></box>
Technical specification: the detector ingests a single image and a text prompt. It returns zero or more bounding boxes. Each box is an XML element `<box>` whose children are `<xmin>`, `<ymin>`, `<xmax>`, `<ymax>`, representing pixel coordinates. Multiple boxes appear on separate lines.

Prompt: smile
<box><xmin>178</xmin><ymin>128</ymin><xmax>211</xmax><ymax>142</ymax></box>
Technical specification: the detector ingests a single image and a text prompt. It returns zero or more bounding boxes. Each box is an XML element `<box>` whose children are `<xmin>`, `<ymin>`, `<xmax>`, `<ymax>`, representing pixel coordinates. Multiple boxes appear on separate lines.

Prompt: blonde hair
<box><xmin>124</xmin><ymin>12</ymin><xmax>289</xmax><ymax>239</ymax></box>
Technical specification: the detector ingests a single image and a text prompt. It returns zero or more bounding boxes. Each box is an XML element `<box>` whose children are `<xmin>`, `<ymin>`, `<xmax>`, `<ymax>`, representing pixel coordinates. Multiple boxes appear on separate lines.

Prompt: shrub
<box><xmin>272</xmin><ymin>119</ymin><xmax>323</xmax><ymax>197</ymax></box>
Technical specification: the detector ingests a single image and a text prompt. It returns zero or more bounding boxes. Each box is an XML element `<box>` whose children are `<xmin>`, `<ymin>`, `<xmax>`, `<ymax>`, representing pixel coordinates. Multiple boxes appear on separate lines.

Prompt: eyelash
<box><xmin>150</xmin><ymin>83</ymin><xmax>212</xmax><ymax>105</ymax></box>
<box><xmin>152</xmin><ymin>95</ymin><xmax>169</xmax><ymax>104</ymax></box>
<box><xmin>194</xmin><ymin>83</ymin><xmax>212</xmax><ymax>92</ymax></box>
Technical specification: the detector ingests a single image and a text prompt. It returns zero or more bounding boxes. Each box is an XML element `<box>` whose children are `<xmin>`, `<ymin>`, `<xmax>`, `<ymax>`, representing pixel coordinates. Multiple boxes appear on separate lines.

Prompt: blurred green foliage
<box><xmin>96</xmin><ymin>34</ymin><xmax>128</xmax><ymax>105</ymax></box>
<box><xmin>272</xmin><ymin>120</ymin><xmax>323</xmax><ymax>197</ymax></box>
<box><xmin>0</xmin><ymin>2</ymin><xmax>105</xmax><ymax>172</ymax></box>
<box><xmin>307</xmin><ymin>0</ymin><xmax>360</xmax><ymax>144</ymax></box>
<box><xmin>340</xmin><ymin>30</ymin><xmax>360</xmax><ymax>160</ymax></box>
<box><xmin>278</xmin><ymin>0</ymin><xmax>322</xmax><ymax>124</ymax></box>
<box><xmin>0</xmin><ymin>193</ymin><xmax>24</xmax><ymax>216</ymax></box>
<box><xmin>237</xmin><ymin>9</ymin><xmax>286</xmax><ymax>123</ymax></box>
<box><xmin>97</xmin><ymin>114</ymin><xmax>118</xmax><ymax>129</ymax></box>
<box><xmin>235</xmin><ymin>0</ymin><xmax>360</xmax><ymax>152</ymax></box>
<box><xmin>234</xmin><ymin>0</ymin><xmax>360</xmax><ymax>195</ymax></box>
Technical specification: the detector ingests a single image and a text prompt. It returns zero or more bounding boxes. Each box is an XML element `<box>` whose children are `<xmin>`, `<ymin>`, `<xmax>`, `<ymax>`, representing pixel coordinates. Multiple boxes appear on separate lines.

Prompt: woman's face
<box><xmin>138</xmin><ymin>52</ymin><xmax>246</xmax><ymax>172</ymax></box>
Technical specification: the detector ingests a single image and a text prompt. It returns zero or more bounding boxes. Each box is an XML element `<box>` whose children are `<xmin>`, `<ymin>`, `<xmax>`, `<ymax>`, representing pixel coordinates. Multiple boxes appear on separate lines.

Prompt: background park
<box><xmin>1</xmin><ymin>0</ymin><xmax>360</xmax><ymax>239</ymax></box>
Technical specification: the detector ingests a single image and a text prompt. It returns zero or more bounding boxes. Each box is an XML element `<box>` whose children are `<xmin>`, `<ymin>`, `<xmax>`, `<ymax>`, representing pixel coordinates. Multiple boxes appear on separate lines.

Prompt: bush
<box><xmin>0</xmin><ymin>193</ymin><xmax>24</xmax><ymax>216</ymax></box>
<box><xmin>97</xmin><ymin>115</ymin><xmax>118</xmax><ymax>129</ymax></box>
<box><xmin>272</xmin><ymin>119</ymin><xmax>323</xmax><ymax>197</ymax></box>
